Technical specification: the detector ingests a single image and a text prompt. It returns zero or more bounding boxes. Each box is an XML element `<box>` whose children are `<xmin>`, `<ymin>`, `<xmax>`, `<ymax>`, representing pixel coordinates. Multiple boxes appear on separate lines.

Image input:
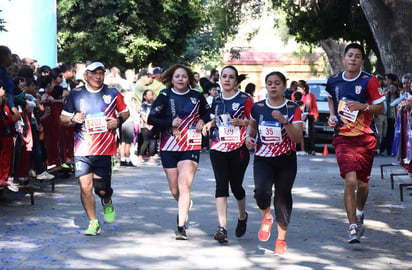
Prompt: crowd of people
<box><xmin>1</xmin><ymin>42</ymin><xmax>411</xmax><ymax>255</ymax></box>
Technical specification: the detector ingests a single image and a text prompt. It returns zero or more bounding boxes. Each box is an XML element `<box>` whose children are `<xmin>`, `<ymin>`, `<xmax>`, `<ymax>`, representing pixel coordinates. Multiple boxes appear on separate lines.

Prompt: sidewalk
<box><xmin>0</xmin><ymin>153</ymin><xmax>411</xmax><ymax>269</ymax></box>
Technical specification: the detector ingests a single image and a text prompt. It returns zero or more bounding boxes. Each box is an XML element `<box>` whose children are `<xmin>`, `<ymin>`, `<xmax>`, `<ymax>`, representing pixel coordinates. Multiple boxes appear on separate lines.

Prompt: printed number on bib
<box><xmin>187</xmin><ymin>128</ymin><xmax>202</xmax><ymax>146</ymax></box>
<box><xmin>338</xmin><ymin>99</ymin><xmax>358</xmax><ymax>122</ymax></box>
<box><xmin>258</xmin><ymin>121</ymin><xmax>282</xmax><ymax>144</ymax></box>
<box><xmin>218</xmin><ymin>125</ymin><xmax>240</xmax><ymax>143</ymax></box>
<box><xmin>85</xmin><ymin>112</ymin><xmax>108</xmax><ymax>134</ymax></box>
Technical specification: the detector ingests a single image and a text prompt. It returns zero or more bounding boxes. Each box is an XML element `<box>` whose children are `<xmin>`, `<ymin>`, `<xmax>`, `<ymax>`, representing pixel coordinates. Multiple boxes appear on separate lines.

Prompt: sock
<box><xmin>356</xmin><ymin>208</ymin><xmax>364</xmax><ymax>217</ymax></box>
<box><xmin>120</xmin><ymin>158</ymin><xmax>126</xmax><ymax>162</ymax></box>
<box><xmin>102</xmin><ymin>199</ymin><xmax>112</xmax><ymax>206</ymax></box>
<box><xmin>125</xmin><ymin>157</ymin><xmax>131</xmax><ymax>162</ymax></box>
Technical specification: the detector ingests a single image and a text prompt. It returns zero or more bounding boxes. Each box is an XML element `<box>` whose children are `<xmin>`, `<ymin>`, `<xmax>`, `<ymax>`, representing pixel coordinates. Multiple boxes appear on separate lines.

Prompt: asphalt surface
<box><xmin>1</xmin><ymin>152</ymin><xmax>411</xmax><ymax>270</ymax></box>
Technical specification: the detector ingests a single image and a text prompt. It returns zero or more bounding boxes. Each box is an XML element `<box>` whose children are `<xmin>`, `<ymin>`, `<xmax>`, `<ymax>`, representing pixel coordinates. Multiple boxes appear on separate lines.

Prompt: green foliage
<box><xmin>57</xmin><ymin>0</ymin><xmax>202</xmax><ymax>69</ymax></box>
<box><xmin>0</xmin><ymin>10</ymin><xmax>6</xmax><ymax>32</ymax></box>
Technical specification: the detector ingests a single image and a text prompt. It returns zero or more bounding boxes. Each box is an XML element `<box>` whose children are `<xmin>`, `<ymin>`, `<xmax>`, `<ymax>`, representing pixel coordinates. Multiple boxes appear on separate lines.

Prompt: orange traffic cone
<box><xmin>323</xmin><ymin>144</ymin><xmax>329</xmax><ymax>156</ymax></box>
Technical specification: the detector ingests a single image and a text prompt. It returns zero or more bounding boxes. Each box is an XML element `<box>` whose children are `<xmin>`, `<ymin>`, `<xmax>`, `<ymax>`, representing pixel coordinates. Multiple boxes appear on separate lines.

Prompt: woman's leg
<box><xmin>176</xmin><ymin>160</ymin><xmax>198</xmax><ymax>227</ymax></box>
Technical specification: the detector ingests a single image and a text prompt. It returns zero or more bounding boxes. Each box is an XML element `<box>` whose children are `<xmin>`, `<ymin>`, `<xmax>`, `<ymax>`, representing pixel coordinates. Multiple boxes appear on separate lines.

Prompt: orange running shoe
<box><xmin>274</xmin><ymin>239</ymin><xmax>287</xmax><ymax>255</ymax></box>
<box><xmin>258</xmin><ymin>214</ymin><xmax>273</xmax><ymax>241</ymax></box>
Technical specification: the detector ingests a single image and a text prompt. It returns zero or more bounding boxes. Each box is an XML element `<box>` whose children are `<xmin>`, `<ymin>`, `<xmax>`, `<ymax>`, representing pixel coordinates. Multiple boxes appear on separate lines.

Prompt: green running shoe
<box><xmin>84</xmin><ymin>220</ymin><xmax>101</xmax><ymax>236</ymax></box>
<box><xmin>103</xmin><ymin>201</ymin><xmax>116</xmax><ymax>223</ymax></box>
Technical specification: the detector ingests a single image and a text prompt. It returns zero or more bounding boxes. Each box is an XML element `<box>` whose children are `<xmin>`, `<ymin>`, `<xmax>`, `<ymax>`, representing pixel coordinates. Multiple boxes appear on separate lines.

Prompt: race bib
<box><xmin>85</xmin><ymin>112</ymin><xmax>107</xmax><ymax>134</ymax></box>
<box><xmin>187</xmin><ymin>127</ymin><xmax>202</xmax><ymax>146</ymax></box>
<box><xmin>338</xmin><ymin>99</ymin><xmax>359</xmax><ymax>122</ymax></box>
<box><xmin>218</xmin><ymin>125</ymin><xmax>240</xmax><ymax>143</ymax></box>
<box><xmin>258</xmin><ymin>121</ymin><xmax>282</xmax><ymax>144</ymax></box>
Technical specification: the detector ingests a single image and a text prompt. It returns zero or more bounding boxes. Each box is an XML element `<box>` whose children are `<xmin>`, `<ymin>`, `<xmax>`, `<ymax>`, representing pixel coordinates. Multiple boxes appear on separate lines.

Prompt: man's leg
<box><xmin>344</xmin><ymin>171</ymin><xmax>357</xmax><ymax>224</ymax></box>
<box><xmin>356</xmin><ymin>179</ymin><xmax>369</xmax><ymax>212</ymax></box>
<box><xmin>79</xmin><ymin>173</ymin><xmax>96</xmax><ymax>221</ymax></box>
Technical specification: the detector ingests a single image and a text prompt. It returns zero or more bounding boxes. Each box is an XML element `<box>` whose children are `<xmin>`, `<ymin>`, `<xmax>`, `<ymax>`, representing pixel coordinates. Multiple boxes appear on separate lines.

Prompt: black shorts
<box><xmin>74</xmin><ymin>155</ymin><xmax>113</xmax><ymax>178</ymax></box>
<box><xmin>160</xmin><ymin>150</ymin><xmax>200</xmax><ymax>168</ymax></box>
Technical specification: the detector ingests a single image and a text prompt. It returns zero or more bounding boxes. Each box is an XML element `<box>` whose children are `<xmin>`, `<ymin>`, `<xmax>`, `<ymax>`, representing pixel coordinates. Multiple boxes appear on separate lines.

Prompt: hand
<box><xmin>328</xmin><ymin>115</ymin><xmax>338</xmax><ymax>128</ymax></box>
<box><xmin>106</xmin><ymin>116</ymin><xmax>119</xmax><ymax>130</ymax></box>
<box><xmin>196</xmin><ymin>119</ymin><xmax>204</xmax><ymax>132</ymax></box>
<box><xmin>72</xmin><ymin>112</ymin><xmax>85</xmax><ymax>124</ymax></box>
<box><xmin>271</xmin><ymin>110</ymin><xmax>288</xmax><ymax>125</ymax></box>
<box><xmin>202</xmin><ymin>121</ymin><xmax>212</xmax><ymax>136</ymax></box>
<box><xmin>344</xmin><ymin>100</ymin><xmax>364</xmax><ymax>111</ymax></box>
<box><xmin>245</xmin><ymin>136</ymin><xmax>256</xmax><ymax>150</ymax></box>
<box><xmin>172</xmin><ymin>116</ymin><xmax>182</xmax><ymax>128</ymax></box>
<box><xmin>230</xmin><ymin>118</ymin><xmax>243</xmax><ymax>126</ymax></box>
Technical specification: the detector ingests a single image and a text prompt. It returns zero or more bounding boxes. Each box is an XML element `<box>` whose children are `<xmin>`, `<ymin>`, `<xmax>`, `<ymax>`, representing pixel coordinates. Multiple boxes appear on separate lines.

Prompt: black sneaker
<box><xmin>120</xmin><ymin>161</ymin><xmax>127</xmax><ymax>166</ymax></box>
<box><xmin>356</xmin><ymin>214</ymin><xmax>364</xmax><ymax>237</ymax></box>
<box><xmin>175</xmin><ymin>226</ymin><xmax>188</xmax><ymax>240</ymax></box>
<box><xmin>348</xmin><ymin>224</ymin><xmax>360</xmax><ymax>244</ymax></box>
<box><xmin>235</xmin><ymin>212</ymin><xmax>248</xmax><ymax>238</ymax></box>
<box><xmin>214</xmin><ymin>226</ymin><xmax>228</xmax><ymax>243</ymax></box>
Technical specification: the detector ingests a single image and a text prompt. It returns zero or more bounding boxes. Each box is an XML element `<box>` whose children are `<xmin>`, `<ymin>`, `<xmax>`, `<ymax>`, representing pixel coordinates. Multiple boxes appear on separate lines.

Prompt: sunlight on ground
<box><xmin>293</xmin><ymin>187</ymin><xmax>329</xmax><ymax>199</ymax></box>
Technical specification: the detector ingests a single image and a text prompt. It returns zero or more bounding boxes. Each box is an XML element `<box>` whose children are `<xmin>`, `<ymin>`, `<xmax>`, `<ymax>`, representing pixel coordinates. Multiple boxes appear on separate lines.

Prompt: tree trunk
<box><xmin>360</xmin><ymin>0</ymin><xmax>412</xmax><ymax>78</ymax></box>
<box><xmin>319</xmin><ymin>39</ymin><xmax>345</xmax><ymax>75</ymax></box>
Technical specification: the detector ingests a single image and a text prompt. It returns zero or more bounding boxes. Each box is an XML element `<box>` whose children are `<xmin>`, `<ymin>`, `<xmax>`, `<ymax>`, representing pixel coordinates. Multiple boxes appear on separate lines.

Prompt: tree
<box><xmin>360</xmin><ymin>0</ymin><xmax>412</xmax><ymax>77</ymax></box>
<box><xmin>57</xmin><ymin>0</ymin><xmax>202</xmax><ymax>69</ymax></box>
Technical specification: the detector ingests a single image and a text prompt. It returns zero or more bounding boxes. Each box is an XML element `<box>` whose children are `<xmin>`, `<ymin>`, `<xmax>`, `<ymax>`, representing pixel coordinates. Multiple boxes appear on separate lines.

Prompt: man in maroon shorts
<box><xmin>326</xmin><ymin>43</ymin><xmax>385</xmax><ymax>244</ymax></box>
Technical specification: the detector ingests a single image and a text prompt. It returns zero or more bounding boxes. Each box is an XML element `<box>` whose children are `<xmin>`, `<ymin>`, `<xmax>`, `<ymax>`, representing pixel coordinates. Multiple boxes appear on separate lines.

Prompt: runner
<box><xmin>60</xmin><ymin>61</ymin><xmax>129</xmax><ymax>235</ymax></box>
<box><xmin>245</xmin><ymin>71</ymin><xmax>303</xmax><ymax>255</ymax></box>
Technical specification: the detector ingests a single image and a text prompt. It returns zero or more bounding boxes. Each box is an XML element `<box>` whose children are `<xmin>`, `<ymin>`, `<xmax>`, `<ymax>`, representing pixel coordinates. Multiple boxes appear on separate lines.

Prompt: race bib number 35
<box><xmin>258</xmin><ymin>121</ymin><xmax>282</xmax><ymax>144</ymax></box>
<box><xmin>85</xmin><ymin>112</ymin><xmax>108</xmax><ymax>134</ymax></box>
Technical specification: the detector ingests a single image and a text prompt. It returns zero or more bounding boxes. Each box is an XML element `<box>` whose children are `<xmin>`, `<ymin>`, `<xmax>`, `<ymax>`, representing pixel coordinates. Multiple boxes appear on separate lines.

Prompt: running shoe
<box><xmin>214</xmin><ymin>226</ymin><xmax>228</xmax><ymax>243</ymax></box>
<box><xmin>103</xmin><ymin>200</ymin><xmax>116</xmax><ymax>223</ymax></box>
<box><xmin>36</xmin><ymin>171</ymin><xmax>55</xmax><ymax>181</ymax></box>
<box><xmin>348</xmin><ymin>224</ymin><xmax>360</xmax><ymax>244</ymax></box>
<box><xmin>175</xmin><ymin>226</ymin><xmax>188</xmax><ymax>240</ymax></box>
<box><xmin>274</xmin><ymin>239</ymin><xmax>287</xmax><ymax>255</ymax></box>
<box><xmin>84</xmin><ymin>220</ymin><xmax>101</xmax><ymax>236</ymax></box>
<box><xmin>356</xmin><ymin>214</ymin><xmax>365</xmax><ymax>237</ymax></box>
<box><xmin>258</xmin><ymin>214</ymin><xmax>273</xmax><ymax>242</ymax></box>
<box><xmin>235</xmin><ymin>211</ymin><xmax>248</xmax><ymax>238</ymax></box>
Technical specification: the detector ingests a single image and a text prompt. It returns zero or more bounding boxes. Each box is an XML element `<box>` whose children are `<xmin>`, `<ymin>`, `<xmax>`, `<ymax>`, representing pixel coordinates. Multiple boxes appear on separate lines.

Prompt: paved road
<box><xmin>1</xmin><ymin>153</ymin><xmax>411</xmax><ymax>270</ymax></box>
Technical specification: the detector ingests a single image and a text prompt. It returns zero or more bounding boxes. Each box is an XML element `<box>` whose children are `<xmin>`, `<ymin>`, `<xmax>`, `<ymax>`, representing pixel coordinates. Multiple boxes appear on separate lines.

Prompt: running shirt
<box><xmin>148</xmin><ymin>88</ymin><xmax>210</xmax><ymax>151</ymax></box>
<box><xmin>62</xmin><ymin>84</ymin><xmax>127</xmax><ymax>156</ymax></box>
<box><xmin>210</xmin><ymin>91</ymin><xmax>253</xmax><ymax>152</ymax></box>
<box><xmin>326</xmin><ymin>71</ymin><xmax>385</xmax><ymax>137</ymax></box>
<box><xmin>251</xmin><ymin>99</ymin><xmax>302</xmax><ymax>157</ymax></box>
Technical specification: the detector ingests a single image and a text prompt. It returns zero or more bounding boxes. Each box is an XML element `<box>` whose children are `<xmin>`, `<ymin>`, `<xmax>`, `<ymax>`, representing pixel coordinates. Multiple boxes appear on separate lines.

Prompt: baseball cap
<box><xmin>85</xmin><ymin>61</ymin><xmax>105</xmax><ymax>72</ymax></box>
<box><xmin>151</xmin><ymin>67</ymin><xmax>164</xmax><ymax>78</ymax></box>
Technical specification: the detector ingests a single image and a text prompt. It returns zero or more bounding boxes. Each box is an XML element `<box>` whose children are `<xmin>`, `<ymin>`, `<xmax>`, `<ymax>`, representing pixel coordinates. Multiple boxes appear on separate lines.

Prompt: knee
<box><xmin>93</xmin><ymin>177</ymin><xmax>113</xmax><ymax>200</ymax></box>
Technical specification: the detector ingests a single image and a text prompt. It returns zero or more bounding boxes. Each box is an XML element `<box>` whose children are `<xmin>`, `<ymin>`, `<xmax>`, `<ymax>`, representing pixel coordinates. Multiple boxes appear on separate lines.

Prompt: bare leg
<box><xmin>164</xmin><ymin>168</ymin><xmax>179</xmax><ymax>201</ymax></box>
<box><xmin>176</xmin><ymin>160</ymin><xmax>198</xmax><ymax>227</ymax></box>
<box><xmin>79</xmin><ymin>173</ymin><xmax>96</xmax><ymax>221</ymax></box>
<box><xmin>356</xmin><ymin>179</ymin><xmax>369</xmax><ymax>211</ymax></box>
<box><xmin>216</xmin><ymin>197</ymin><xmax>227</xmax><ymax>228</ymax></box>
<box><xmin>277</xmin><ymin>224</ymin><xmax>287</xmax><ymax>241</ymax></box>
<box><xmin>344</xmin><ymin>171</ymin><xmax>357</xmax><ymax>224</ymax></box>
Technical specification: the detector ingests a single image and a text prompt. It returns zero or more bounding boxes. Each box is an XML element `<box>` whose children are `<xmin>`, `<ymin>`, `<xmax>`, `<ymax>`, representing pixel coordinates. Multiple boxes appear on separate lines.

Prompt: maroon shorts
<box><xmin>332</xmin><ymin>134</ymin><xmax>377</xmax><ymax>182</ymax></box>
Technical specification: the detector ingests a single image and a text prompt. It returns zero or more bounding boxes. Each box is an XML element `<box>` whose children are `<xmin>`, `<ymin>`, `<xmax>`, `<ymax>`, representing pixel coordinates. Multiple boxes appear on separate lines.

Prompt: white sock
<box><xmin>120</xmin><ymin>158</ymin><xmax>126</xmax><ymax>162</ymax></box>
<box><xmin>356</xmin><ymin>209</ymin><xmax>364</xmax><ymax>217</ymax></box>
<box><xmin>125</xmin><ymin>157</ymin><xmax>131</xmax><ymax>162</ymax></box>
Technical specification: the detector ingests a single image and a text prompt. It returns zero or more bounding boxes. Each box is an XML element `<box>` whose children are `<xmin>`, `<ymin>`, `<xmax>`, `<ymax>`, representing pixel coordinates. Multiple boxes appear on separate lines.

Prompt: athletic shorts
<box><xmin>119</xmin><ymin>121</ymin><xmax>134</xmax><ymax>144</ymax></box>
<box><xmin>332</xmin><ymin>134</ymin><xmax>377</xmax><ymax>182</ymax></box>
<box><xmin>160</xmin><ymin>150</ymin><xmax>200</xmax><ymax>169</ymax></box>
<box><xmin>74</xmin><ymin>155</ymin><xmax>113</xmax><ymax>178</ymax></box>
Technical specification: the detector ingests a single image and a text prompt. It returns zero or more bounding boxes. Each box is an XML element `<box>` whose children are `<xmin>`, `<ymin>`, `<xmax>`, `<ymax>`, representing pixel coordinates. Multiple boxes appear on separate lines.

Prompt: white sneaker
<box><xmin>36</xmin><ymin>171</ymin><xmax>55</xmax><ymax>181</ymax></box>
<box><xmin>6</xmin><ymin>181</ymin><xmax>19</xmax><ymax>192</ymax></box>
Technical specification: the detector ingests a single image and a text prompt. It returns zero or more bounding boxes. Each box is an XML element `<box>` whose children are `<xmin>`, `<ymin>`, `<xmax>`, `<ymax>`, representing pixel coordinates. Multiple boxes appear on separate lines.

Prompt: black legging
<box><xmin>253</xmin><ymin>152</ymin><xmax>297</xmax><ymax>227</ymax></box>
<box><xmin>209</xmin><ymin>144</ymin><xmax>250</xmax><ymax>199</ymax></box>
<box><xmin>139</xmin><ymin>128</ymin><xmax>156</xmax><ymax>157</ymax></box>
<box><xmin>307</xmin><ymin>114</ymin><xmax>315</xmax><ymax>152</ymax></box>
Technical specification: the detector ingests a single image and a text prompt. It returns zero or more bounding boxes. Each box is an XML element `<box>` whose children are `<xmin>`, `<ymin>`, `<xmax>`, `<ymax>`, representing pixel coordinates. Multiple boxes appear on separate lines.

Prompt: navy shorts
<box><xmin>74</xmin><ymin>156</ymin><xmax>113</xmax><ymax>178</ymax></box>
<box><xmin>160</xmin><ymin>150</ymin><xmax>200</xmax><ymax>168</ymax></box>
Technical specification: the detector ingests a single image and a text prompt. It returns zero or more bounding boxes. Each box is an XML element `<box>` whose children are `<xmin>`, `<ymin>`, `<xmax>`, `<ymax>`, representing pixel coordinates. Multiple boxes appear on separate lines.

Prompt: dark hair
<box><xmin>385</xmin><ymin>73</ymin><xmax>398</xmax><ymax>83</ymax></box>
<box><xmin>161</xmin><ymin>64</ymin><xmax>195</xmax><ymax>89</ymax></box>
<box><xmin>297</xmin><ymin>80</ymin><xmax>309</xmax><ymax>94</ymax></box>
<box><xmin>265</xmin><ymin>71</ymin><xmax>287</xmax><ymax>86</ymax></box>
<box><xmin>0</xmin><ymin>45</ymin><xmax>11</xmax><ymax>63</ymax></box>
<box><xmin>142</xmin><ymin>89</ymin><xmax>153</xmax><ymax>103</ymax></box>
<box><xmin>245</xmin><ymin>83</ymin><xmax>256</xmax><ymax>95</ymax></box>
<box><xmin>39</xmin><ymin>65</ymin><xmax>52</xmax><ymax>75</ymax></box>
<box><xmin>37</xmin><ymin>75</ymin><xmax>52</xmax><ymax>89</ymax></box>
<box><xmin>221</xmin><ymin>65</ymin><xmax>238</xmax><ymax>82</ymax></box>
<box><xmin>59</xmin><ymin>62</ymin><xmax>73</xmax><ymax>73</ymax></box>
<box><xmin>210</xmin><ymin>68</ymin><xmax>218</xmax><ymax>77</ymax></box>
<box><xmin>344</xmin><ymin>43</ymin><xmax>366</xmax><ymax>59</ymax></box>
<box><xmin>51</xmin><ymin>85</ymin><xmax>64</xmax><ymax>99</ymax></box>
<box><xmin>51</xmin><ymin>67</ymin><xmax>62</xmax><ymax>80</ymax></box>
<box><xmin>293</xmin><ymin>91</ymin><xmax>303</xmax><ymax>101</ymax></box>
